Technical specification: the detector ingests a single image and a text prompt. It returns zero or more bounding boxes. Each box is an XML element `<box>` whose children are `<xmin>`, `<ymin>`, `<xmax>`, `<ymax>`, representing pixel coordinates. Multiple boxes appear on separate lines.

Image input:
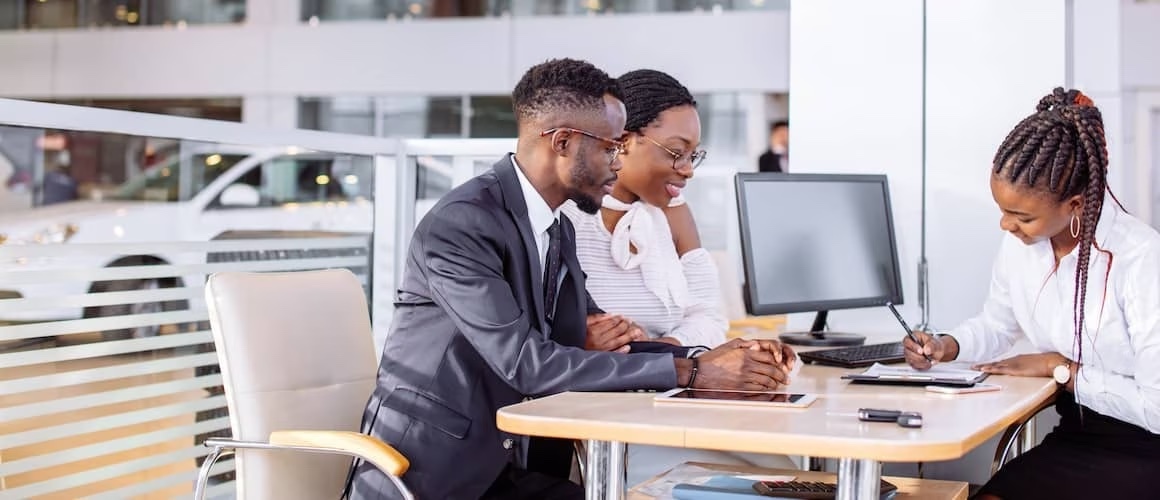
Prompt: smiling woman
<box><xmin>560</xmin><ymin>68</ymin><xmax>798</xmax><ymax>487</ymax></box>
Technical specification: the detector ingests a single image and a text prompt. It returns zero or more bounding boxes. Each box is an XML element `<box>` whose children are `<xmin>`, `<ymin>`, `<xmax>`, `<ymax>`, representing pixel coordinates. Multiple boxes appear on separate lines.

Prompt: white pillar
<box><xmin>788</xmin><ymin>0</ymin><xmax>925</xmax><ymax>333</ymax></box>
<box><xmin>1071</xmin><ymin>0</ymin><xmax>1129</xmax><ymax>214</ymax></box>
<box><xmin>924</xmin><ymin>0</ymin><xmax>1066</xmax><ymax>331</ymax></box>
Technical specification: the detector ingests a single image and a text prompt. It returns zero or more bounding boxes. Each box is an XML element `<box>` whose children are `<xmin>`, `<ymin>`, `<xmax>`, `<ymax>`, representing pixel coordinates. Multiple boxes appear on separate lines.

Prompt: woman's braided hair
<box><xmin>617</xmin><ymin>69</ymin><xmax>696</xmax><ymax>133</ymax></box>
<box><xmin>992</xmin><ymin>87</ymin><xmax>1118</xmax><ymax>367</ymax></box>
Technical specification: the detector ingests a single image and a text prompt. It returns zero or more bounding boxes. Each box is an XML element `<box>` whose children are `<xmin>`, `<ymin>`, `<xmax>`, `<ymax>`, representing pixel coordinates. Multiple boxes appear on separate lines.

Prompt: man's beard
<box><xmin>566</xmin><ymin>148</ymin><xmax>604</xmax><ymax>214</ymax></box>
<box><xmin>568</xmin><ymin>186</ymin><xmax>601</xmax><ymax>214</ymax></box>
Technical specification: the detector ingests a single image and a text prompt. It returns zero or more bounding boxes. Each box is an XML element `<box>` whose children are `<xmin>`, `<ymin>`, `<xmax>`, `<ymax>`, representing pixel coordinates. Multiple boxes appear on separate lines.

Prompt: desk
<box><xmin>497</xmin><ymin>364</ymin><xmax>1056</xmax><ymax>500</ymax></box>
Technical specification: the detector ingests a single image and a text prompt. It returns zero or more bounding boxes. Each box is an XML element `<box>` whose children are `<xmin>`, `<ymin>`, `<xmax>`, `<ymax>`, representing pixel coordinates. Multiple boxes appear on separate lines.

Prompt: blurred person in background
<box><xmin>758</xmin><ymin>120</ymin><xmax>788</xmax><ymax>172</ymax></box>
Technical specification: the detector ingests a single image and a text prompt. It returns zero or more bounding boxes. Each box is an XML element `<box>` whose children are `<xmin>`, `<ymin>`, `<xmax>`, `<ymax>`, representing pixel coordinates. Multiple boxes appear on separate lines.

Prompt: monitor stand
<box><xmin>778</xmin><ymin>311</ymin><xmax>866</xmax><ymax>347</ymax></box>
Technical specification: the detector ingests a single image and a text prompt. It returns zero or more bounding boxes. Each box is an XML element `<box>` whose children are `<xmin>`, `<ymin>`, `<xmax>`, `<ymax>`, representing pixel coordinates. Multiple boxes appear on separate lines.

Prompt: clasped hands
<box><xmin>688</xmin><ymin>338</ymin><xmax>799</xmax><ymax>391</ymax></box>
<box><xmin>585</xmin><ymin>314</ymin><xmax>797</xmax><ymax>390</ymax></box>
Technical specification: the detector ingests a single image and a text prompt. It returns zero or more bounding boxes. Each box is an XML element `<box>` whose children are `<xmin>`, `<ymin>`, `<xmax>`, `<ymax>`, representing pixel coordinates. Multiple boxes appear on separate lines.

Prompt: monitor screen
<box><xmin>735</xmin><ymin>173</ymin><xmax>903</xmax><ymax>316</ymax></box>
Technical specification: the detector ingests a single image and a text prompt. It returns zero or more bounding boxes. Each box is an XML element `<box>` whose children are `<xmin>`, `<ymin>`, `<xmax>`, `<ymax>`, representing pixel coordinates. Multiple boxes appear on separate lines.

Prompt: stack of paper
<box><xmin>861</xmin><ymin>362</ymin><xmax>985</xmax><ymax>382</ymax></box>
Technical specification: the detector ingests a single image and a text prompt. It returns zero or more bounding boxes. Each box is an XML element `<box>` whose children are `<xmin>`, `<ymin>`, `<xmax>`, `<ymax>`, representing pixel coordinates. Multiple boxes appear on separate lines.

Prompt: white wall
<box><xmin>1072</xmin><ymin>0</ymin><xmax>1129</xmax><ymax>213</ymax></box>
<box><xmin>788</xmin><ymin>0</ymin><xmax>925</xmax><ymax>335</ymax></box>
<box><xmin>924</xmin><ymin>0</ymin><xmax>1066</xmax><ymax>331</ymax></box>
<box><xmin>512</xmin><ymin>12</ymin><xmax>789</xmax><ymax>93</ymax></box>
<box><xmin>242</xmin><ymin>95</ymin><xmax>299</xmax><ymax>128</ymax></box>
<box><xmin>1121</xmin><ymin>1</ymin><xmax>1160</xmax><ymax>89</ymax></box>
<box><xmin>1121</xmin><ymin>0</ymin><xmax>1160</xmax><ymax>224</ymax></box>
<box><xmin>0</xmin><ymin>11</ymin><xmax>789</xmax><ymax>99</ymax></box>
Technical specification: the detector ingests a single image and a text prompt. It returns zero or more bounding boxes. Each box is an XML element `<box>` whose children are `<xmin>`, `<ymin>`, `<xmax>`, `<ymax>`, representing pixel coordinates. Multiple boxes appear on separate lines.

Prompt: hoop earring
<box><xmin>1070</xmin><ymin>214</ymin><xmax>1081</xmax><ymax>238</ymax></box>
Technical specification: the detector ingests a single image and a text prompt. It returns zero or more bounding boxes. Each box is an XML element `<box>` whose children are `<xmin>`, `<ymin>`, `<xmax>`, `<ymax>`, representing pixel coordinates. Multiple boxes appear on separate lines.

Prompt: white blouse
<box><xmin>561</xmin><ymin>200</ymin><xmax>728</xmax><ymax>348</ymax></box>
<box><xmin>952</xmin><ymin>197</ymin><xmax>1160</xmax><ymax>433</ymax></box>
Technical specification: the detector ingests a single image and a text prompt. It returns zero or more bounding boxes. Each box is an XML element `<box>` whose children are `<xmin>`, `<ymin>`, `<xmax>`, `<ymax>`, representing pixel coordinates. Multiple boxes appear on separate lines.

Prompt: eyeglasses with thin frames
<box><xmin>540</xmin><ymin>127</ymin><xmax>626</xmax><ymax>166</ymax></box>
<box><xmin>639</xmin><ymin>134</ymin><xmax>707</xmax><ymax>170</ymax></box>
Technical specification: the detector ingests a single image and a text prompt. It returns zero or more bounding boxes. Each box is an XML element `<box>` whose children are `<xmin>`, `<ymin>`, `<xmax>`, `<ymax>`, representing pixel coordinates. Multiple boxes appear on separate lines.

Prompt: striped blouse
<box><xmin>561</xmin><ymin>201</ymin><xmax>728</xmax><ymax>348</ymax></box>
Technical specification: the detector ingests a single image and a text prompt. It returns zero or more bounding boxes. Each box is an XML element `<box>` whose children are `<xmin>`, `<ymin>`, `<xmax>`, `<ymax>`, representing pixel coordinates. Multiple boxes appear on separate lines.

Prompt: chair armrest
<box><xmin>197</xmin><ymin>433</ymin><xmax>414</xmax><ymax>500</ymax></box>
<box><xmin>268</xmin><ymin>430</ymin><xmax>409</xmax><ymax>477</ymax></box>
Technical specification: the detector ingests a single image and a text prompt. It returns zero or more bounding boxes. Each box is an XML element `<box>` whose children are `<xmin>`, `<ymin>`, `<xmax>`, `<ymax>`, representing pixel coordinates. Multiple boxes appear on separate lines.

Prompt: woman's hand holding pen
<box><xmin>902</xmin><ymin>331</ymin><xmax>959</xmax><ymax>370</ymax></box>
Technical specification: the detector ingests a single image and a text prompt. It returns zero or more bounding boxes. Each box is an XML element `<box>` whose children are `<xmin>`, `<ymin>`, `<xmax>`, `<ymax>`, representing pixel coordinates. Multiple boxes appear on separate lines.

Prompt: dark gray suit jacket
<box><xmin>349</xmin><ymin>156</ymin><xmax>680</xmax><ymax>499</ymax></box>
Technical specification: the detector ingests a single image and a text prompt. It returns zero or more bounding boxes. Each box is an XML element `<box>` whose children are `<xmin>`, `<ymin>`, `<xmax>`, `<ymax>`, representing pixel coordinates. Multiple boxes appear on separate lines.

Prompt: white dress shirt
<box><xmin>952</xmin><ymin>197</ymin><xmax>1160</xmax><ymax>433</ymax></box>
<box><xmin>511</xmin><ymin>155</ymin><xmax>561</xmax><ymax>293</ymax></box>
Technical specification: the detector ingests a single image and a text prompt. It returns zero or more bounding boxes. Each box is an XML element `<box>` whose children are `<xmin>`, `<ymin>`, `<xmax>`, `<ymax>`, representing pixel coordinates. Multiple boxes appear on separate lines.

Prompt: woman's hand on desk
<box><xmin>973</xmin><ymin>352</ymin><xmax>1075</xmax><ymax>390</ymax></box>
<box><xmin>903</xmin><ymin>331</ymin><xmax>958</xmax><ymax>370</ymax></box>
<box><xmin>687</xmin><ymin>338</ymin><xmax>793</xmax><ymax>390</ymax></box>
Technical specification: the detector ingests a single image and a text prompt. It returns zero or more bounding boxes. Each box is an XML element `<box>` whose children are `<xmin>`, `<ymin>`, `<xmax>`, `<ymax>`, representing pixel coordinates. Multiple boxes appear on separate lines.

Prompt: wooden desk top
<box><xmin>497</xmin><ymin>364</ymin><xmax>1056</xmax><ymax>462</ymax></box>
<box><xmin>629</xmin><ymin>463</ymin><xmax>969</xmax><ymax>500</ymax></box>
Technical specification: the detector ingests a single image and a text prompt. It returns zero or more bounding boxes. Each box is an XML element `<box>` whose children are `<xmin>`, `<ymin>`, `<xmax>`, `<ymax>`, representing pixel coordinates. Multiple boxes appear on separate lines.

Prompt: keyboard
<box><xmin>798</xmin><ymin>342</ymin><xmax>906</xmax><ymax>368</ymax></box>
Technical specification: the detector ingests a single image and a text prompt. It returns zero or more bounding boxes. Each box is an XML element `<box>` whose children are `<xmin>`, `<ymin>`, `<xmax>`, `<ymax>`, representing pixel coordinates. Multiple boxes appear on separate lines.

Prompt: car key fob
<box><xmin>857</xmin><ymin>408</ymin><xmax>902</xmax><ymax>422</ymax></box>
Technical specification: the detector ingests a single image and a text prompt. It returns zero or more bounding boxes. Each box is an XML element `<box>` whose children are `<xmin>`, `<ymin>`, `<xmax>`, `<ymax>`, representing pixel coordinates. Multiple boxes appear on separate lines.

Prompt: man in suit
<box><xmin>758</xmin><ymin>120</ymin><xmax>789</xmax><ymax>173</ymax></box>
<box><xmin>350</xmin><ymin>58</ymin><xmax>796</xmax><ymax>500</ymax></box>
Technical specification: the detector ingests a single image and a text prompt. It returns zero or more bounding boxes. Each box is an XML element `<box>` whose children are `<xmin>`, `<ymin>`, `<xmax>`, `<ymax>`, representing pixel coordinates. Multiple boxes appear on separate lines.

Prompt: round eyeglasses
<box><xmin>639</xmin><ymin>134</ymin><xmax>707</xmax><ymax>170</ymax></box>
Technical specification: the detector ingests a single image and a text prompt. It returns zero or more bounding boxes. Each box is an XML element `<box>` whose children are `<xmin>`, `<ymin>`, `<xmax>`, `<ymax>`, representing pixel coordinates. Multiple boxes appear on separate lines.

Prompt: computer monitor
<box><xmin>734</xmin><ymin>173</ymin><xmax>904</xmax><ymax>346</ymax></box>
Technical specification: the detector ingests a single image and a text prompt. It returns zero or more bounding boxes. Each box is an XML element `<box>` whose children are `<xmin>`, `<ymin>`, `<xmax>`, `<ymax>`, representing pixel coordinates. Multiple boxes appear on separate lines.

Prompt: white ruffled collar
<box><xmin>600</xmin><ymin>194</ymin><xmax>689</xmax><ymax>310</ymax></box>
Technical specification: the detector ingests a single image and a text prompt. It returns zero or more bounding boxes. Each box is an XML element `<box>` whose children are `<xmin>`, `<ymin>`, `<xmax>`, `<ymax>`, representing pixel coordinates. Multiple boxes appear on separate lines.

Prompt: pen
<box><xmin>886</xmin><ymin>302</ymin><xmax>933</xmax><ymax>362</ymax></box>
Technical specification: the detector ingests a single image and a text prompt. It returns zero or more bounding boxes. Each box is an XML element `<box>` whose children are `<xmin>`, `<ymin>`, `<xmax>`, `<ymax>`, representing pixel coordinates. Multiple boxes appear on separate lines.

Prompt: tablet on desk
<box><xmin>654</xmin><ymin>389</ymin><xmax>817</xmax><ymax>408</ymax></box>
<box><xmin>841</xmin><ymin>362</ymin><xmax>989</xmax><ymax>387</ymax></box>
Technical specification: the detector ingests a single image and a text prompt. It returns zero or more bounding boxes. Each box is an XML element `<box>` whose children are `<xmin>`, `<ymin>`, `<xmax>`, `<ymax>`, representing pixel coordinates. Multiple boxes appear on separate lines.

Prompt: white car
<box><xmin>0</xmin><ymin>145</ymin><xmax>375</xmax><ymax>339</ymax></box>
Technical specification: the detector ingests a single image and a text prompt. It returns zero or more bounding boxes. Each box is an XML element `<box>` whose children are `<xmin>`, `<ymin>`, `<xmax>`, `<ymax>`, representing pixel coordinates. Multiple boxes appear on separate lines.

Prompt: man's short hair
<box><xmin>511</xmin><ymin>58</ymin><xmax>622</xmax><ymax>126</ymax></box>
<box><xmin>770</xmin><ymin>120</ymin><xmax>789</xmax><ymax>133</ymax></box>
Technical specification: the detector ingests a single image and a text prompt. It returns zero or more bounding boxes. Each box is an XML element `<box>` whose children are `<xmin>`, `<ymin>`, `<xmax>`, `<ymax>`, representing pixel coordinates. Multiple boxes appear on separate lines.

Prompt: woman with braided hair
<box><xmin>903</xmin><ymin>88</ymin><xmax>1160</xmax><ymax>499</ymax></box>
<box><xmin>563</xmin><ymin>68</ymin><xmax>798</xmax><ymax>486</ymax></box>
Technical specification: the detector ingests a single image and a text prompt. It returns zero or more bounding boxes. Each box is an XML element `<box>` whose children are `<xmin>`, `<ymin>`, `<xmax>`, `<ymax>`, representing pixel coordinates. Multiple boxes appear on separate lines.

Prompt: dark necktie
<box><xmin>543</xmin><ymin>219</ymin><xmax>562</xmax><ymax>324</ymax></box>
<box><xmin>527</xmin><ymin>219</ymin><xmax>572</xmax><ymax>479</ymax></box>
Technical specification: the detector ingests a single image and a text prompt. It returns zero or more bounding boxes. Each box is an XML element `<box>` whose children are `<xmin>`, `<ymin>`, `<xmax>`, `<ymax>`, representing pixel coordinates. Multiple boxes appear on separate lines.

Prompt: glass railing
<box><xmin>0</xmin><ymin>0</ymin><xmax>245</xmax><ymax>30</ymax></box>
<box><xmin>0</xmin><ymin>99</ymin><xmax>394</xmax><ymax>499</ymax></box>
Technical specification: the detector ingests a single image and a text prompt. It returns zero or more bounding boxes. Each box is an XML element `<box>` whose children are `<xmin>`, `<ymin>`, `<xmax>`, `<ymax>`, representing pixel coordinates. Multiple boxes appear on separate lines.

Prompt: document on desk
<box><xmin>843</xmin><ymin>362</ymin><xmax>988</xmax><ymax>386</ymax></box>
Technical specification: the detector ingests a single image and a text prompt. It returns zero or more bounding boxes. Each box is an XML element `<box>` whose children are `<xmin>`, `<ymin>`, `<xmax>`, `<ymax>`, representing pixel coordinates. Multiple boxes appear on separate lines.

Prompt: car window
<box><xmin>209</xmin><ymin>154</ymin><xmax>374</xmax><ymax>209</ymax></box>
<box><xmin>111</xmin><ymin>152</ymin><xmax>247</xmax><ymax>202</ymax></box>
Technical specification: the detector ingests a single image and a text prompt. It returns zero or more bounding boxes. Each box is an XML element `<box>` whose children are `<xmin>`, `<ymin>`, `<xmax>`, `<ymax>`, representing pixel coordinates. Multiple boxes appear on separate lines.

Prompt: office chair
<box><xmin>991</xmin><ymin>394</ymin><xmax>1057</xmax><ymax>475</ymax></box>
<box><xmin>196</xmin><ymin>269</ymin><xmax>413</xmax><ymax>500</ymax></box>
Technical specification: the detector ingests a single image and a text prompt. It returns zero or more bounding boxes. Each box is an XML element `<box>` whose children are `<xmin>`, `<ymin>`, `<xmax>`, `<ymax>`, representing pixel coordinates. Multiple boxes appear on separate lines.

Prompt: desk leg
<box><xmin>836</xmin><ymin>458</ymin><xmax>880</xmax><ymax>500</ymax></box>
<box><xmin>584</xmin><ymin>439</ymin><xmax>625</xmax><ymax>500</ymax></box>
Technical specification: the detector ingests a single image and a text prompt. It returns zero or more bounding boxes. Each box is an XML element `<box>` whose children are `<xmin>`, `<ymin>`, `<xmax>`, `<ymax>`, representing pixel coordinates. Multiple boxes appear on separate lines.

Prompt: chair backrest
<box><xmin>205</xmin><ymin>269</ymin><xmax>377</xmax><ymax>500</ymax></box>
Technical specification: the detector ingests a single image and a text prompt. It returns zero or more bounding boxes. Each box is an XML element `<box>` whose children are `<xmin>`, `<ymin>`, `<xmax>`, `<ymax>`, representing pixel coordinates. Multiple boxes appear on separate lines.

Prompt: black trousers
<box><xmin>975</xmin><ymin>392</ymin><xmax>1160</xmax><ymax>500</ymax></box>
<box><xmin>481</xmin><ymin>463</ymin><xmax>583</xmax><ymax>500</ymax></box>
